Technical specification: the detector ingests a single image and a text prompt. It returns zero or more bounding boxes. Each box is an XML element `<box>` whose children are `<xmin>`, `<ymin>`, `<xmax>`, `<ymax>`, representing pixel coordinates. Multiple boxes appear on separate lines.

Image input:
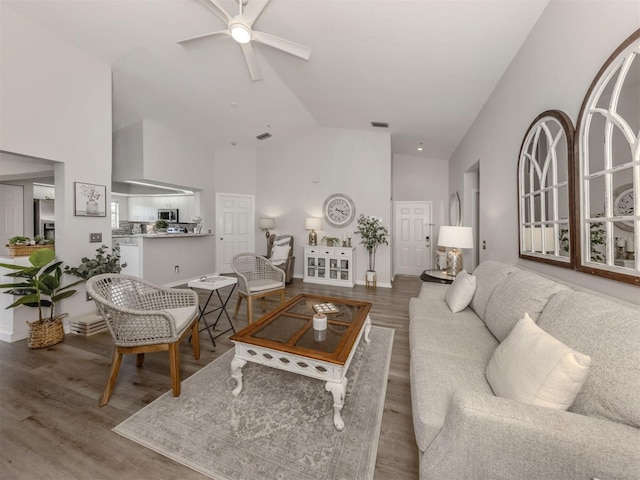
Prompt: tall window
<box><xmin>518</xmin><ymin>110</ymin><xmax>574</xmax><ymax>268</ymax></box>
<box><xmin>111</xmin><ymin>201</ymin><xmax>120</xmax><ymax>229</ymax></box>
<box><xmin>576</xmin><ymin>31</ymin><xmax>639</xmax><ymax>285</ymax></box>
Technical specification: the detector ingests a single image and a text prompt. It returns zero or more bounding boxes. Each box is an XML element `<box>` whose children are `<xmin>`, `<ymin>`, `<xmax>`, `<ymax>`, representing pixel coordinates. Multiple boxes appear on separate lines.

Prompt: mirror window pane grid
<box><xmin>578</xmin><ymin>34</ymin><xmax>639</xmax><ymax>278</ymax></box>
<box><xmin>518</xmin><ymin>112</ymin><xmax>572</xmax><ymax>264</ymax></box>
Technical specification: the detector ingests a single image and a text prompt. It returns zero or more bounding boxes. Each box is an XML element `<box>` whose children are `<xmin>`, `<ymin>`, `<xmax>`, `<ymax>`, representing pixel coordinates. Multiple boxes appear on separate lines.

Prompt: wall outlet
<box><xmin>90</xmin><ymin>232</ymin><xmax>102</xmax><ymax>243</ymax></box>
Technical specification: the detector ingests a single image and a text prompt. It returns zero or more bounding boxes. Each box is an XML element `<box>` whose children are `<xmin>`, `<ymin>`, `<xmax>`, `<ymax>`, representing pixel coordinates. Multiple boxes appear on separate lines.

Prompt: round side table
<box><xmin>420</xmin><ymin>269</ymin><xmax>455</xmax><ymax>284</ymax></box>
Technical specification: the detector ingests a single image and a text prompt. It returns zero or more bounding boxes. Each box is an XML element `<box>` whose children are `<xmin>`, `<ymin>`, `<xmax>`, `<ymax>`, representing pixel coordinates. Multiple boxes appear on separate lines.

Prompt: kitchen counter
<box><xmin>112</xmin><ymin>233</ymin><xmax>213</xmax><ymax>239</ymax></box>
<box><xmin>112</xmin><ymin>234</ymin><xmax>215</xmax><ymax>285</ymax></box>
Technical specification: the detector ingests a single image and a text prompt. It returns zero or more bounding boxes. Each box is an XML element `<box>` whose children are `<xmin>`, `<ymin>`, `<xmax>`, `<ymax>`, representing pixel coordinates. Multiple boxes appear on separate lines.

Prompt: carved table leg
<box><xmin>364</xmin><ymin>315</ymin><xmax>372</xmax><ymax>344</ymax></box>
<box><xmin>231</xmin><ymin>357</ymin><xmax>247</xmax><ymax>397</ymax></box>
<box><xmin>325</xmin><ymin>377</ymin><xmax>348</xmax><ymax>431</ymax></box>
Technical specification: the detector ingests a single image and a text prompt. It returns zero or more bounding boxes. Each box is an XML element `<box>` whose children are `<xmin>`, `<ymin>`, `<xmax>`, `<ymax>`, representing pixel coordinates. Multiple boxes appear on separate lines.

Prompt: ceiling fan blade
<box><xmin>177</xmin><ymin>29</ymin><xmax>229</xmax><ymax>45</ymax></box>
<box><xmin>241</xmin><ymin>0</ymin><xmax>270</xmax><ymax>28</ymax></box>
<box><xmin>199</xmin><ymin>0</ymin><xmax>232</xmax><ymax>25</ymax></box>
<box><xmin>241</xmin><ymin>43</ymin><xmax>263</xmax><ymax>81</ymax></box>
<box><xmin>252</xmin><ymin>31</ymin><xmax>311</xmax><ymax>60</ymax></box>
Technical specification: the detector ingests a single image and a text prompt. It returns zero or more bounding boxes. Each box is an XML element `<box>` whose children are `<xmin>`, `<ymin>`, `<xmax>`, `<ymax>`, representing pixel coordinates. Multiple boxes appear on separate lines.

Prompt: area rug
<box><xmin>113</xmin><ymin>325</ymin><xmax>394</xmax><ymax>480</ymax></box>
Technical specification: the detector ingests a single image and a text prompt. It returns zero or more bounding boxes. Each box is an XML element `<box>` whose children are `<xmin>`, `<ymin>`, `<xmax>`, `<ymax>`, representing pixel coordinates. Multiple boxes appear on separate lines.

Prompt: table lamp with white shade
<box><xmin>438</xmin><ymin>226</ymin><xmax>474</xmax><ymax>276</ymax></box>
<box><xmin>305</xmin><ymin>217</ymin><xmax>322</xmax><ymax>245</ymax></box>
<box><xmin>259</xmin><ymin>217</ymin><xmax>275</xmax><ymax>238</ymax></box>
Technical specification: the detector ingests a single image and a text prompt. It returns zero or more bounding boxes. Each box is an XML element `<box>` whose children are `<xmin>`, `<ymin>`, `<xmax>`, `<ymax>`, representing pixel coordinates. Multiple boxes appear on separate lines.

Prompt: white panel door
<box><xmin>0</xmin><ymin>184</ymin><xmax>24</xmax><ymax>242</ymax></box>
<box><xmin>394</xmin><ymin>201</ymin><xmax>432</xmax><ymax>276</ymax></box>
<box><xmin>216</xmin><ymin>193</ymin><xmax>254</xmax><ymax>274</ymax></box>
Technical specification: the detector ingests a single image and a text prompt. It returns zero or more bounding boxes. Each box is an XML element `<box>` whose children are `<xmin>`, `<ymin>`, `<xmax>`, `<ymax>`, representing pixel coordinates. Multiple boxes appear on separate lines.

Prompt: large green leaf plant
<box><xmin>0</xmin><ymin>248</ymin><xmax>81</xmax><ymax>323</ymax></box>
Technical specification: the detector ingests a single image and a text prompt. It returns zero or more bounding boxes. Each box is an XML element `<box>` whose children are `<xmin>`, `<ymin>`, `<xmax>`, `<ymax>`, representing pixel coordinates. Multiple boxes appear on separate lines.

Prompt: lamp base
<box><xmin>446</xmin><ymin>248</ymin><xmax>464</xmax><ymax>276</ymax></box>
<box><xmin>309</xmin><ymin>230</ymin><xmax>317</xmax><ymax>246</ymax></box>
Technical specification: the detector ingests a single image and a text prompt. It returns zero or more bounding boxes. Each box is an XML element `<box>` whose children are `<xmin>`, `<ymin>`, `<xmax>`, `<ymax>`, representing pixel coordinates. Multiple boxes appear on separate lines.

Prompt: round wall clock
<box><xmin>613</xmin><ymin>183</ymin><xmax>634</xmax><ymax>232</ymax></box>
<box><xmin>323</xmin><ymin>193</ymin><xmax>356</xmax><ymax>228</ymax></box>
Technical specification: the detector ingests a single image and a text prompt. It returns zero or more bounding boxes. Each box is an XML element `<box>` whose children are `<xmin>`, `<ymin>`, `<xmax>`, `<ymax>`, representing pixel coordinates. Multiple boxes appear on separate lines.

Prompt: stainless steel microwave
<box><xmin>158</xmin><ymin>209</ymin><xmax>179</xmax><ymax>222</ymax></box>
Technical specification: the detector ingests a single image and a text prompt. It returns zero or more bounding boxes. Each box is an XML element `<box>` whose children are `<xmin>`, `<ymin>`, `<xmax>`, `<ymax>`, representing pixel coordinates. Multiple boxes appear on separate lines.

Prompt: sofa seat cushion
<box><xmin>486</xmin><ymin>313</ymin><xmax>591</xmax><ymax>410</ymax></box>
<box><xmin>410</xmin><ymin>315</ymin><xmax>498</xmax><ymax>362</ymax></box>
<box><xmin>410</xmin><ymin>350</ymin><xmax>495</xmax><ymax>451</ymax></box>
<box><xmin>484</xmin><ymin>270</ymin><xmax>570</xmax><ymax>341</ymax></box>
<box><xmin>469</xmin><ymin>261</ymin><xmax>518</xmax><ymax>321</ymax></box>
<box><xmin>537</xmin><ymin>290</ymin><xmax>640</xmax><ymax>428</ymax></box>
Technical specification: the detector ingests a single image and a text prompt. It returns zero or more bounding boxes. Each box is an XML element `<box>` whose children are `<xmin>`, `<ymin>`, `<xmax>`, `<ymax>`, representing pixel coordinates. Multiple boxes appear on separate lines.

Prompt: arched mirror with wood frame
<box><xmin>575</xmin><ymin>29</ymin><xmax>640</xmax><ymax>286</ymax></box>
<box><xmin>518</xmin><ymin>110</ymin><xmax>575</xmax><ymax>268</ymax></box>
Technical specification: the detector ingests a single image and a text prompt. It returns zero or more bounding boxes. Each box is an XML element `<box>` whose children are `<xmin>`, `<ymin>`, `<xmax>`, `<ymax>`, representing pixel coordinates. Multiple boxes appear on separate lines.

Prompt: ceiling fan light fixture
<box><xmin>230</xmin><ymin>22</ymin><xmax>252</xmax><ymax>44</ymax></box>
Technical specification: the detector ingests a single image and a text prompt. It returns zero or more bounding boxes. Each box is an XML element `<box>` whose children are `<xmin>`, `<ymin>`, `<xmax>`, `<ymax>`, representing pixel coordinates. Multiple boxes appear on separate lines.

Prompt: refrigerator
<box><xmin>34</xmin><ymin>199</ymin><xmax>55</xmax><ymax>240</ymax></box>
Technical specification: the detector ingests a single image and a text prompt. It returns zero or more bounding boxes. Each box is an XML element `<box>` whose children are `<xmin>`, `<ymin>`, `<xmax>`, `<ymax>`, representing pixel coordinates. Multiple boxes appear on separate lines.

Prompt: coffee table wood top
<box><xmin>230</xmin><ymin>294</ymin><xmax>372</xmax><ymax>365</ymax></box>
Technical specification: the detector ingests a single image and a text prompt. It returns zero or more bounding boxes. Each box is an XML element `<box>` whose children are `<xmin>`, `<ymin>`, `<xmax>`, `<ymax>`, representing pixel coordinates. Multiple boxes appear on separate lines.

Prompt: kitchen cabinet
<box><xmin>128</xmin><ymin>197</ymin><xmax>156</xmax><ymax>222</ymax></box>
<box><xmin>128</xmin><ymin>196</ymin><xmax>195</xmax><ymax>223</ymax></box>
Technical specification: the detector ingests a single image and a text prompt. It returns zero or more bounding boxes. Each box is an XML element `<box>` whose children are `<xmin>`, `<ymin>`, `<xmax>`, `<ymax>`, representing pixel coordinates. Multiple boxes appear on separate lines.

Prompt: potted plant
<box><xmin>64</xmin><ymin>244</ymin><xmax>126</xmax><ymax>280</ymax></box>
<box><xmin>5</xmin><ymin>235</ymin><xmax>54</xmax><ymax>257</ymax></box>
<box><xmin>64</xmin><ymin>244</ymin><xmax>127</xmax><ymax>300</ymax></box>
<box><xmin>354</xmin><ymin>214</ymin><xmax>389</xmax><ymax>287</ymax></box>
<box><xmin>0</xmin><ymin>248</ymin><xmax>81</xmax><ymax>348</ymax></box>
<box><xmin>155</xmin><ymin>219</ymin><xmax>169</xmax><ymax>232</ymax></box>
<box><xmin>321</xmin><ymin>236</ymin><xmax>341</xmax><ymax>247</ymax></box>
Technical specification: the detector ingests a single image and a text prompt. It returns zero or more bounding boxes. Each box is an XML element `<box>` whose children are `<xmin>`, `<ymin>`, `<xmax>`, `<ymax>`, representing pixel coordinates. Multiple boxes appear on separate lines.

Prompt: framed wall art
<box><xmin>74</xmin><ymin>182</ymin><xmax>106</xmax><ymax>217</ymax></box>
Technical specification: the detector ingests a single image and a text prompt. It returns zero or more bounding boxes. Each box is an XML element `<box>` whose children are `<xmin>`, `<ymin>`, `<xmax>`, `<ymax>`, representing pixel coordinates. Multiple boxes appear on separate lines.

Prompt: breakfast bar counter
<box><xmin>112</xmin><ymin>234</ymin><xmax>215</xmax><ymax>286</ymax></box>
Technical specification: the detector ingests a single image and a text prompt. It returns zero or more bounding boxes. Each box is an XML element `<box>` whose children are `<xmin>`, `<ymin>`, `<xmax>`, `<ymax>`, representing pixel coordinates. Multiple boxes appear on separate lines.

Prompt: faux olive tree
<box><xmin>354</xmin><ymin>214</ymin><xmax>389</xmax><ymax>271</ymax></box>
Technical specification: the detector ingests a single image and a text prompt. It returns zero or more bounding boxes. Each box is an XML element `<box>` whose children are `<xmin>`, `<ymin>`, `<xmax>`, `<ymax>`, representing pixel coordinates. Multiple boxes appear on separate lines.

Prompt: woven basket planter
<box><xmin>27</xmin><ymin>314</ymin><xmax>66</xmax><ymax>349</ymax></box>
<box><xmin>5</xmin><ymin>244</ymin><xmax>54</xmax><ymax>257</ymax></box>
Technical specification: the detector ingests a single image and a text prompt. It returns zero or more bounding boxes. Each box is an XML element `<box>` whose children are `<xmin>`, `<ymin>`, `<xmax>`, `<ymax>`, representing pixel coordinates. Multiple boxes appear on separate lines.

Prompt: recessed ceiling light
<box><xmin>417</xmin><ymin>142</ymin><xmax>424</xmax><ymax>152</ymax></box>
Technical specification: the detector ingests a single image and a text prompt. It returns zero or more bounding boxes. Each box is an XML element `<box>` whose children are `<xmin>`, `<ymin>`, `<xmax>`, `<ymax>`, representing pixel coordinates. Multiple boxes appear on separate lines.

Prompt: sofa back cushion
<box><xmin>484</xmin><ymin>270</ymin><xmax>569</xmax><ymax>341</ymax></box>
<box><xmin>537</xmin><ymin>290</ymin><xmax>640</xmax><ymax>428</ymax></box>
<box><xmin>470</xmin><ymin>261</ymin><xmax>518</xmax><ymax>321</ymax></box>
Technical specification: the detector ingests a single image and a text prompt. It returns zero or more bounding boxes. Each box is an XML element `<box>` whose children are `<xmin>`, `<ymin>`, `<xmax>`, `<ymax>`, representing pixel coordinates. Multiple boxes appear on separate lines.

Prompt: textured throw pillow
<box><xmin>270</xmin><ymin>244</ymin><xmax>290</xmax><ymax>264</ymax></box>
<box><xmin>486</xmin><ymin>313</ymin><xmax>591</xmax><ymax>410</ymax></box>
<box><xmin>445</xmin><ymin>270</ymin><xmax>477</xmax><ymax>313</ymax></box>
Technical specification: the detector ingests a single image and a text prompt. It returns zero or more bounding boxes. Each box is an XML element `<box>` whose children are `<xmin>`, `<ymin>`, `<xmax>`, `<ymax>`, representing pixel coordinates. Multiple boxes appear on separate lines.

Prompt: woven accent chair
<box><xmin>266</xmin><ymin>234</ymin><xmax>296</xmax><ymax>284</ymax></box>
<box><xmin>86</xmin><ymin>273</ymin><xmax>200</xmax><ymax>407</ymax></box>
<box><xmin>231</xmin><ymin>253</ymin><xmax>286</xmax><ymax>324</ymax></box>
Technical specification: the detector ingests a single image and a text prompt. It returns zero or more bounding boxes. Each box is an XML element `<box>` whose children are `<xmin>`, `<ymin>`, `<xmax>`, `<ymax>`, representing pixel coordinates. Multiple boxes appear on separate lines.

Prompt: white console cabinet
<box><xmin>303</xmin><ymin>246</ymin><xmax>355</xmax><ymax>287</ymax></box>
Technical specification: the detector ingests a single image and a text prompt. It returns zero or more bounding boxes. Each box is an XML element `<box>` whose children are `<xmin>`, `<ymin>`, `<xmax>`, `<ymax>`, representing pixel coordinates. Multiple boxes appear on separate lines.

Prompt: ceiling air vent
<box><xmin>256</xmin><ymin>132</ymin><xmax>272</xmax><ymax>140</ymax></box>
<box><xmin>371</xmin><ymin>122</ymin><xmax>389</xmax><ymax>128</ymax></box>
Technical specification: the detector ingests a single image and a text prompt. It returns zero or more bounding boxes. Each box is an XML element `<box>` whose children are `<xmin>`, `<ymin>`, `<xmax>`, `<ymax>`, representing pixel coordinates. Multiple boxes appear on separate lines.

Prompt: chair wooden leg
<box><xmin>100</xmin><ymin>348</ymin><xmax>123</xmax><ymax>407</ymax></box>
<box><xmin>279</xmin><ymin>290</ymin><xmax>285</xmax><ymax>304</ymax></box>
<box><xmin>233</xmin><ymin>295</ymin><xmax>243</xmax><ymax>319</ymax></box>
<box><xmin>191</xmin><ymin>318</ymin><xmax>200</xmax><ymax>360</ymax></box>
<box><xmin>136</xmin><ymin>353</ymin><xmax>145</xmax><ymax>367</ymax></box>
<box><xmin>261</xmin><ymin>297</ymin><xmax>267</xmax><ymax>311</ymax></box>
<box><xmin>247</xmin><ymin>297</ymin><xmax>254</xmax><ymax>324</ymax></box>
<box><xmin>169</xmin><ymin>343</ymin><xmax>181</xmax><ymax>397</ymax></box>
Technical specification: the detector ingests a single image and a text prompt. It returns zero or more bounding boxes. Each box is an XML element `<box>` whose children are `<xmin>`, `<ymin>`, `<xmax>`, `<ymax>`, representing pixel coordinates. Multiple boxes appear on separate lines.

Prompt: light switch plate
<box><xmin>90</xmin><ymin>233</ymin><xmax>102</xmax><ymax>243</ymax></box>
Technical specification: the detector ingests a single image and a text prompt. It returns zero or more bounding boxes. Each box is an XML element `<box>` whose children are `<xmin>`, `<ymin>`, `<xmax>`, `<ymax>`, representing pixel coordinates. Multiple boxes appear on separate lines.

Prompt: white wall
<box><xmin>258</xmin><ymin>127</ymin><xmax>393</xmax><ymax>286</ymax></box>
<box><xmin>448</xmin><ymin>0</ymin><xmax>640</xmax><ymax>303</ymax></box>
<box><xmin>393</xmin><ymin>154</ymin><xmax>449</xmax><ymax>246</ymax></box>
<box><xmin>0</xmin><ymin>6</ymin><xmax>113</xmax><ymax>322</ymax></box>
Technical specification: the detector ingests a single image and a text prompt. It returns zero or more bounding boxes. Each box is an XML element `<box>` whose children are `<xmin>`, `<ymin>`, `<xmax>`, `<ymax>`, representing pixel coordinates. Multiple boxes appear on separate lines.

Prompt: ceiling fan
<box><xmin>178</xmin><ymin>0</ymin><xmax>312</xmax><ymax>81</ymax></box>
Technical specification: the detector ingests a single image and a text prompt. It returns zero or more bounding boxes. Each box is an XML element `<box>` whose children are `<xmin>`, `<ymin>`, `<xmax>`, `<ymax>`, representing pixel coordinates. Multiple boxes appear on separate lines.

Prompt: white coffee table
<box><xmin>229</xmin><ymin>294</ymin><xmax>372</xmax><ymax>431</ymax></box>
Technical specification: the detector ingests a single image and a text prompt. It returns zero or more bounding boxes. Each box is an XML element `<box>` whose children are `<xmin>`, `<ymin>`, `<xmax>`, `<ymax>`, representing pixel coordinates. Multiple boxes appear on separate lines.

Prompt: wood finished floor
<box><xmin>0</xmin><ymin>275</ymin><xmax>422</xmax><ymax>480</ymax></box>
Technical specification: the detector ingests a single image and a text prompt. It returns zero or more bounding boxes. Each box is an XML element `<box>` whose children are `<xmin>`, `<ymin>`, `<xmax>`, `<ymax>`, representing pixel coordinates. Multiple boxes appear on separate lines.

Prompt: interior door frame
<box><xmin>215</xmin><ymin>192</ymin><xmax>255</xmax><ymax>274</ymax></box>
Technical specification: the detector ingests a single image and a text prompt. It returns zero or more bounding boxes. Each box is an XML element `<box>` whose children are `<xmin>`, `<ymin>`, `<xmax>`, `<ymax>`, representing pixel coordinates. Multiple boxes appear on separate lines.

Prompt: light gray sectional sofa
<box><xmin>409</xmin><ymin>260</ymin><xmax>640</xmax><ymax>479</ymax></box>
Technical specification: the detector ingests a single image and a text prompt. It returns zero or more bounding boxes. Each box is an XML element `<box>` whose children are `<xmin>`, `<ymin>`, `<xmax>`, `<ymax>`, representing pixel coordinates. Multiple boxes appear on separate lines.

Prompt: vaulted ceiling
<box><xmin>3</xmin><ymin>0</ymin><xmax>550</xmax><ymax>159</ymax></box>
